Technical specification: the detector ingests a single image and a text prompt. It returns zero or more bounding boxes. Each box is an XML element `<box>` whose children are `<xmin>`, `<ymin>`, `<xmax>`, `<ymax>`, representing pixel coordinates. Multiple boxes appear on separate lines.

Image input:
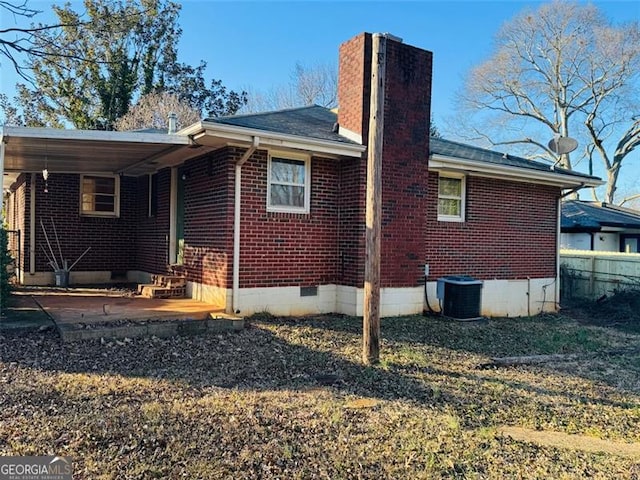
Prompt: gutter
<box><xmin>181</xmin><ymin>121</ymin><xmax>365</xmax><ymax>159</ymax></box>
<box><xmin>232</xmin><ymin>136</ymin><xmax>259</xmax><ymax>314</ymax></box>
<box><xmin>430</xmin><ymin>155</ymin><xmax>603</xmax><ymax>189</ymax></box>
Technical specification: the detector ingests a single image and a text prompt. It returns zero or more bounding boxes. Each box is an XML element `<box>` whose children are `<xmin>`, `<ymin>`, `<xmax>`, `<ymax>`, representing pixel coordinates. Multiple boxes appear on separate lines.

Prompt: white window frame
<box><xmin>267</xmin><ymin>152</ymin><xmax>311</xmax><ymax>214</ymax></box>
<box><xmin>437</xmin><ymin>172</ymin><xmax>465</xmax><ymax>222</ymax></box>
<box><xmin>80</xmin><ymin>174</ymin><xmax>120</xmax><ymax>217</ymax></box>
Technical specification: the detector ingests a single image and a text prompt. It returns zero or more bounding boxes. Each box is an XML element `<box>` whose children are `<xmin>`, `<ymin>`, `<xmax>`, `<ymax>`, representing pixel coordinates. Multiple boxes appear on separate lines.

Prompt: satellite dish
<box><xmin>548</xmin><ymin>136</ymin><xmax>578</xmax><ymax>155</ymax></box>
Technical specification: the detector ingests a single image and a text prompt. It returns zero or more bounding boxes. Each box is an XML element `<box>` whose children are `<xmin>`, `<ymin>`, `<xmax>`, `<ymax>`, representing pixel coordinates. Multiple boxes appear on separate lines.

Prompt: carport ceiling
<box><xmin>0</xmin><ymin>126</ymin><xmax>205</xmax><ymax>177</ymax></box>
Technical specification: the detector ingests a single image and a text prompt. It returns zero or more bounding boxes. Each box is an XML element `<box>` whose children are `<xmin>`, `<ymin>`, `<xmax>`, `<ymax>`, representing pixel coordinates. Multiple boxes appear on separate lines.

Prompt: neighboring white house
<box><xmin>561</xmin><ymin>201</ymin><xmax>640</xmax><ymax>253</ymax></box>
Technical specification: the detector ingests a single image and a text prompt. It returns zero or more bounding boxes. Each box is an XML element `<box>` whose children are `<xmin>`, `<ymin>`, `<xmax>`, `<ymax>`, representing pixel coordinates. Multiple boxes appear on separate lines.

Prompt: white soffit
<box><xmin>0</xmin><ymin>126</ymin><xmax>191</xmax><ymax>176</ymax></box>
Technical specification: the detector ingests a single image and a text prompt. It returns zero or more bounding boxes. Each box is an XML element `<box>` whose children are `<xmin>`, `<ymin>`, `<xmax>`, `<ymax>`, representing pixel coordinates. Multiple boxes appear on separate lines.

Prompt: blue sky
<box><xmin>177</xmin><ymin>0</ymin><xmax>639</xmax><ymax>126</ymax></box>
<box><xmin>2</xmin><ymin>0</ymin><xmax>638</xmax><ymax>127</ymax></box>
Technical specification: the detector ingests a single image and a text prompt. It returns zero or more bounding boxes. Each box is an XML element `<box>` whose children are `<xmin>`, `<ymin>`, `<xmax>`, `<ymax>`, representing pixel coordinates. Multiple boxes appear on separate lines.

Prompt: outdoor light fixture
<box><xmin>42</xmin><ymin>167</ymin><xmax>49</xmax><ymax>193</ymax></box>
<box><xmin>43</xmin><ymin>144</ymin><xmax>49</xmax><ymax>193</ymax></box>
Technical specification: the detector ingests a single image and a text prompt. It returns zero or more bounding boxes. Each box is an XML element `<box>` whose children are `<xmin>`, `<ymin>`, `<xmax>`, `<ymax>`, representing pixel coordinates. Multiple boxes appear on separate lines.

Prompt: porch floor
<box><xmin>4</xmin><ymin>286</ymin><xmax>243</xmax><ymax>342</ymax></box>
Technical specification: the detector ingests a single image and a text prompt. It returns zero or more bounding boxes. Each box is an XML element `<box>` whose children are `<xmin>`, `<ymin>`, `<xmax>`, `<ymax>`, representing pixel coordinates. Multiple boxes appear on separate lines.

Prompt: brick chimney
<box><xmin>337</xmin><ymin>32</ymin><xmax>433</xmax><ymax>288</ymax></box>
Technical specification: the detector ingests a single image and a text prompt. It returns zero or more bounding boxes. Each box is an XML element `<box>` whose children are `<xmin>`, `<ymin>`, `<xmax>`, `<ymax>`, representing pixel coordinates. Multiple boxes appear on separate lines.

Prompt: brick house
<box><xmin>1</xmin><ymin>32</ymin><xmax>601</xmax><ymax>317</ymax></box>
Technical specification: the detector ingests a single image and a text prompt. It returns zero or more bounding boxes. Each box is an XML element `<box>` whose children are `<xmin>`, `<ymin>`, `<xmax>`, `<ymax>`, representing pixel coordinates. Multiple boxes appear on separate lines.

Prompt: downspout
<box><xmin>30</xmin><ymin>174</ymin><xmax>36</xmax><ymax>275</ymax></box>
<box><xmin>555</xmin><ymin>196</ymin><xmax>561</xmax><ymax>310</ymax></box>
<box><xmin>232</xmin><ymin>136</ymin><xmax>259</xmax><ymax>314</ymax></box>
<box><xmin>560</xmin><ymin>183</ymin><xmax>585</xmax><ymax>198</ymax></box>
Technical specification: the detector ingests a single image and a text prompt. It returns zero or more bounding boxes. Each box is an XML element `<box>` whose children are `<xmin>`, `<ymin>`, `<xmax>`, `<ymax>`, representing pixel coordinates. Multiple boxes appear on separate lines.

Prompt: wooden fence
<box><xmin>560</xmin><ymin>250</ymin><xmax>640</xmax><ymax>301</ymax></box>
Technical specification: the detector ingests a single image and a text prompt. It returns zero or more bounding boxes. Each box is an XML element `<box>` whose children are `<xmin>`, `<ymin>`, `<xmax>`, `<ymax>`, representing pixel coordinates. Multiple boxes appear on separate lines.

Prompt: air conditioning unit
<box><xmin>437</xmin><ymin>276</ymin><xmax>483</xmax><ymax>321</ymax></box>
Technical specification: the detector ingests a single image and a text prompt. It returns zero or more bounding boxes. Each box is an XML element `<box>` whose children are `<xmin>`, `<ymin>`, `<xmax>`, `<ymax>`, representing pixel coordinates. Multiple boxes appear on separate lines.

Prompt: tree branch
<box><xmin>619</xmin><ymin>193</ymin><xmax>640</xmax><ymax>207</ymax></box>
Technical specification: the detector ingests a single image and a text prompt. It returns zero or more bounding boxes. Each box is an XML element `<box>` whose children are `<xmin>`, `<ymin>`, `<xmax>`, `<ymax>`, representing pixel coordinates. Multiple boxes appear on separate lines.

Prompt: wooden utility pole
<box><xmin>363</xmin><ymin>33</ymin><xmax>386</xmax><ymax>365</ymax></box>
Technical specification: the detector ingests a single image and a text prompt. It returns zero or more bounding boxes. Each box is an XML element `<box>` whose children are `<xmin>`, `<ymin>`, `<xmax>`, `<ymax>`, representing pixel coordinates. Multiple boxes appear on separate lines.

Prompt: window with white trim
<box><xmin>80</xmin><ymin>175</ymin><xmax>120</xmax><ymax>217</ymax></box>
<box><xmin>267</xmin><ymin>154</ymin><xmax>310</xmax><ymax>213</ymax></box>
<box><xmin>437</xmin><ymin>173</ymin><xmax>465</xmax><ymax>222</ymax></box>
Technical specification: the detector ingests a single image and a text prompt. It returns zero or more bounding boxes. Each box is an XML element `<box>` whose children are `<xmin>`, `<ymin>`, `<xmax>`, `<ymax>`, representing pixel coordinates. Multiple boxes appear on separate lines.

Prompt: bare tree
<box><xmin>114</xmin><ymin>91</ymin><xmax>200</xmax><ymax>131</ymax></box>
<box><xmin>241</xmin><ymin>61</ymin><xmax>337</xmax><ymax>113</ymax></box>
<box><xmin>0</xmin><ymin>1</ymin><xmax>92</xmax><ymax>81</ymax></box>
<box><xmin>1</xmin><ymin>1</ymin><xmax>45</xmax><ymax>77</ymax></box>
<box><xmin>293</xmin><ymin>62</ymin><xmax>337</xmax><ymax>108</ymax></box>
<box><xmin>457</xmin><ymin>1</ymin><xmax>640</xmax><ymax>204</ymax></box>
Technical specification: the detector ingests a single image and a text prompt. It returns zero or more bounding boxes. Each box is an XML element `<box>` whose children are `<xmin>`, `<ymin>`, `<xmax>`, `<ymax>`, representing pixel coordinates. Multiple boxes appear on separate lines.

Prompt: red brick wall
<box><xmin>337</xmin><ymin>157</ymin><xmax>366</xmax><ymax>287</ymax></box>
<box><xmin>338</xmin><ymin>33</ymin><xmax>433</xmax><ymax>288</ymax></box>
<box><xmin>33</xmin><ymin>173</ymin><xmax>137</xmax><ymax>273</ymax></box>
<box><xmin>425</xmin><ymin>173</ymin><xmax>560</xmax><ymax>280</ymax></box>
<box><xmin>380</xmin><ymin>37</ymin><xmax>432</xmax><ymax>287</ymax></box>
<box><xmin>238</xmin><ymin>149</ymin><xmax>340</xmax><ymax>289</ymax></box>
<box><xmin>6</xmin><ymin>174</ymin><xmax>28</xmax><ymax>273</ymax></box>
<box><xmin>337</xmin><ymin>33</ymin><xmax>372</xmax><ymax>141</ymax></box>
<box><xmin>133</xmin><ymin>147</ymin><xmax>342</xmax><ymax>291</ymax></box>
<box><xmin>135</xmin><ymin>168</ymin><xmax>171</xmax><ymax>274</ymax></box>
<box><xmin>180</xmin><ymin>149</ymin><xmax>235</xmax><ymax>289</ymax></box>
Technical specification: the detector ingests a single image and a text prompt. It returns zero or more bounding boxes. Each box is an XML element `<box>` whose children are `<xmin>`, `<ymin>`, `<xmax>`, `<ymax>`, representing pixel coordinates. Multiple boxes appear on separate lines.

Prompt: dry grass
<box><xmin>1</xmin><ymin>313</ymin><xmax>640</xmax><ymax>479</ymax></box>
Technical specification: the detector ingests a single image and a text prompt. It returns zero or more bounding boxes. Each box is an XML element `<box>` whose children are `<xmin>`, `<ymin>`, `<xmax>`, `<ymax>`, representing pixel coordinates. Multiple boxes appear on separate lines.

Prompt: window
<box><xmin>80</xmin><ymin>175</ymin><xmax>119</xmax><ymax>217</ymax></box>
<box><xmin>267</xmin><ymin>153</ymin><xmax>310</xmax><ymax>213</ymax></box>
<box><xmin>148</xmin><ymin>173</ymin><xmax>158</xmax><ymax>217</ymax></box>
<box><xmin>437</xmin><ymin>173</ymin><xmax>465</xmax><ymax>222</ymax></box>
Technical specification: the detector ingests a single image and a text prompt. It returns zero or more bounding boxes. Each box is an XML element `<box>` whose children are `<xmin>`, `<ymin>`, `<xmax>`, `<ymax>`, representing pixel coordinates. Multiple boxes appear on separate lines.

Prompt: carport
<box><xmin>0</xmin><ymin>125</ymin><xmax>215</xmax><ymax>283</ymax></box>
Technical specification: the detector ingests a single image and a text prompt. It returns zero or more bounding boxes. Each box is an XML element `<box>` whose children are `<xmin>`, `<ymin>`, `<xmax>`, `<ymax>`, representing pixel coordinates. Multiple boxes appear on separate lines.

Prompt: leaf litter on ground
<box><xmin>0</xmin><ymin>312</ymin><xmax>639</xmax><ymax>478</ymax></box>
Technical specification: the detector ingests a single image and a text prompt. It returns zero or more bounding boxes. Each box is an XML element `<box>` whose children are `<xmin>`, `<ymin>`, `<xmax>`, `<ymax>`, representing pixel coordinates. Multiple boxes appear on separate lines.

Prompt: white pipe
<box><xmin>168</xmin><ymin>112</ymin><xmax>177</xmax><ymax>134</ymax></box>
<box><xmin>555</xmin><ymin>195</ymin><xmax>561</xmax><ymax>310</ymax></box>
<box><xmin>526</xmin><ymin>277</ymin><xmax>531</xmax><ymax>317</ymax></box>
<box><xmin>30</xmin><ymin>173</ymin><xmax>36</xmax><ymax>275</ymax></box>
<box><xmin>232</xmin><ymin>136</ymin><xmax>259</xmax><ymax>314</ymax></box>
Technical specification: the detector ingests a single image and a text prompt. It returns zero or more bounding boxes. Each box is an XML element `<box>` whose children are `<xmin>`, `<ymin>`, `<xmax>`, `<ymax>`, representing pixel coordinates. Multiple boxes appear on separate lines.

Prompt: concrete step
<box><xmin>58</xmin><ymin>313</ymin><xmax>244</xmax><ymax>342</ymax></box>
<box><xmin>150</xmin><ymin>274</ymin><xmax>186</xmax><ymax>288</ymax></box>
<box><xmin>138</xmin><ymin>284</ymin><xmax>186</xmax><ymax>299</ymax></box>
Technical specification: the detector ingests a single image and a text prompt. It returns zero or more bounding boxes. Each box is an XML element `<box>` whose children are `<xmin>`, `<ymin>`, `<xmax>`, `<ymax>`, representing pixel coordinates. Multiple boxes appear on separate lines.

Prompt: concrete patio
<box><xmin>2</xmin><ymin>286</ymin><xmax>243</xmax><ymax>341</ymax></box>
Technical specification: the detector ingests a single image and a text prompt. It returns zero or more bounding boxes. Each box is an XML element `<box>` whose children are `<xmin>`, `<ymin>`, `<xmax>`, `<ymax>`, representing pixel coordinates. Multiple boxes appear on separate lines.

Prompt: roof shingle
<box><xmin>206</xmin><ymin>105</ymin><xmax>356</xmax><ymax>144</ymax></box>
<box><xmin>207</xmin><ymin>105</ymin><xmax>599</xmax><ymax>182</ymax></box>
<box><xmin>561</xmin><ymin>200</ymin><xmax>640</xmax><ymax>231</ymax></box>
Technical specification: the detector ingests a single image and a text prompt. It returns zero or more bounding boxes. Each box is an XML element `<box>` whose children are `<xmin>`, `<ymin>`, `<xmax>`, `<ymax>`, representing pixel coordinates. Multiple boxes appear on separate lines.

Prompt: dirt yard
<box><xmin>1</xmin><ymin>310</ymin><xmax>639</xmax><ymax>479</ymax></box>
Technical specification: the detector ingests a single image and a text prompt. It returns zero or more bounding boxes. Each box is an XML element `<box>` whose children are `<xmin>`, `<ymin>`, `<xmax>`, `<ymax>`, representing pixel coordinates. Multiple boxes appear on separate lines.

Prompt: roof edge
<box><xmin>183</xmin><ymin>121</ymin><xmax>366</xmax><ymax>158</ymax></box>
<box><xmin>430</xmin><ymin>154</ymin><xmax>603</xmax><ymax>189</ymax></box>
<box><xmin>1</xmin><ymin>125</ymin><xmax>190</xmax><ymax>145</ymax></box>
